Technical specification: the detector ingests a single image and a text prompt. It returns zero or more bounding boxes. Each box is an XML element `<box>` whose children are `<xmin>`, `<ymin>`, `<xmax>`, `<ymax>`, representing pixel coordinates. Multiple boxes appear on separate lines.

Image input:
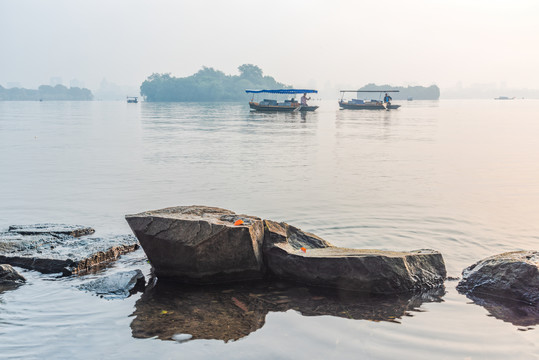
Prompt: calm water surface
<box><xmin>0</xmin><ymin>100</ymin><xmax>537</xmax><ymax>359</ymax></box>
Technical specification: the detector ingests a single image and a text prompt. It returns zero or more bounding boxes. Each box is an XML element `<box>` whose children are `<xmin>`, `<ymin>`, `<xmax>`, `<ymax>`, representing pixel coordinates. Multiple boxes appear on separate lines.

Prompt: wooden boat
<box><xmin>249</xmin><ymin>99</ymin><xmax>299</xmax><ymax>112</ymax></box>
<box><xmin>339</xmin><ymin>90</ymin><xmax>400</xmax><ymax>110</ymax></box>
<box><xmin>246</xmin><ymin>89</ymin><xmax>318</xmax><ymax>112</ymax></box>
<box><xmin>299</xmin><ymin>105</ymin><xmax>319</xmax><ymax>112</ymax></box>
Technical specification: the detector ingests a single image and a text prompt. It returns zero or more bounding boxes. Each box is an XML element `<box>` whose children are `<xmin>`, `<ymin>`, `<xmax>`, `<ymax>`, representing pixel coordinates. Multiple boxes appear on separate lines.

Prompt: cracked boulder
<box><xmin>125</xmin><ymin>206</ymin><xmax>447</xmax><ymax>293</ymax></box>
<box><xmin>457</xmin><ymin>251</ymin><xmax>539</xmax><ymax>305</ymax></box>
<box><xmin>125</xmin><ymin>206</ymin><xmax>265</xmax><ymax>283</ymax></box>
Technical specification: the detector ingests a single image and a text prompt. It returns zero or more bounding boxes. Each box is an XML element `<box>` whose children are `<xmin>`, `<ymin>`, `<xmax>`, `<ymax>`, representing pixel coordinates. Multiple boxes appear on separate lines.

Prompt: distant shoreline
<box><xmin>0</xmin><ymin>84</ymin><xmax>93</xmax><ymax>101</ymax></box>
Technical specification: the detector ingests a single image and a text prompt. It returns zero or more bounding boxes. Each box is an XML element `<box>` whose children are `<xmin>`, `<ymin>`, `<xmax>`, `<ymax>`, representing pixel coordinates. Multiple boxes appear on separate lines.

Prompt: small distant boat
<box><xmin>494</xmin><ymin>96</ymin><xmax>515</xmax><ymax>100</ymax></box>
<box><xmin>245</xmin><ymin>89</ymin><xmax>318</xmax><ymax>112</ymax></box>
<box><xmin>127</xmin><ymin>96</ymin><xmax>138</xmax><ymax>103</ymax></box>
<box><xmin>339</xmin><ymin>90</ymin><xmax>400</xmax><ymax>110</ymax></box>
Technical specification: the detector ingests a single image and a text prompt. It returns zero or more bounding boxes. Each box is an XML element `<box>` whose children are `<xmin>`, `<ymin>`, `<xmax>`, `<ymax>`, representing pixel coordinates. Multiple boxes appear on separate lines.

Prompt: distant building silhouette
<box><xmin>50</xmin><ymin>77</ymin><xmax>63</xmax><ymax>87</ymax></box>
<box><xmin>6</xmin><ymin>82</ymin><xmax>21</xmax><ymax>89</ymax></box>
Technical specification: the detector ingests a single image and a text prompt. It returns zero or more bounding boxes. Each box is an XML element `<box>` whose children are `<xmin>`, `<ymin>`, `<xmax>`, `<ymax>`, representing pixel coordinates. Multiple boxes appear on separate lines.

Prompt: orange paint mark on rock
<box><xmin>301</xmin><ymin>247</ymin><xmax>307</xmax><ymax>253</ymax></box>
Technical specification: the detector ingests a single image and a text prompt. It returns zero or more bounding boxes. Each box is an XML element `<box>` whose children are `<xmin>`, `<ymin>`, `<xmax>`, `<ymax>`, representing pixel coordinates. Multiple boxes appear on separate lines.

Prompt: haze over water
<box><xmin>0</xmin><ymin>100</ymin><xmax>537</xmax><ymax>359</ymax></box>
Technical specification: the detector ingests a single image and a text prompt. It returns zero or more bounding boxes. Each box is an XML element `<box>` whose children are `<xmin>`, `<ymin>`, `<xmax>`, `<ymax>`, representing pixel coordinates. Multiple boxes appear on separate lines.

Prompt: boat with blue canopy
<box><xmin>246</xmin><ymin>89</ymin><xmax>319</xmax><ymax>112</ymax></box>
<box><xmin>339</xmin><ymin>90</ymin><xmax>400</xmax><ymax>110</ymax></box>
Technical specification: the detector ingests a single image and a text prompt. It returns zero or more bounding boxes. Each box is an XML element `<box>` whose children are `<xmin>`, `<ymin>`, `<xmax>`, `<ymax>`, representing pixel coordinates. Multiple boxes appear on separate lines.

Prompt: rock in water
<box><xmin>0</xmin><ymin>231</ymin><xmax>139</xmax><ymax>275</ymax></box>
<box><xmin>8</xmin><ymin>224</ymin><xmax>95</xmax><ymax>237</ymax></box>
<box><xmin>264</xmin><ymin>244</ymin><xmax>446</xmax><ymax>294</ymax></box>
<box><xmin>125</xmin><ymin>206</ymin><xmax>265</xmax><ymax>283</ymax></box>
<box><xmin>0</xmin><ymin>264</ymin><xmax>26</xmax><ymax>284</ymax></box>
<box><xmin>78</xmin><ymin>270</ymin><xmax>145</xmax><ymax>299</ymax></box>
<box><xmin>457</xmin><ymin>251</ymin><xmax>539</xmax><ymax>305</ymax></box>
<box><xmin>125</xmin><ymin>206</ymin><xmax>447</xmax><ymax>293</ymax></box>
<box><xmin>263</xmin><ymin>220</ymin><xmax>445</xmax><ymax>293</ymax></box>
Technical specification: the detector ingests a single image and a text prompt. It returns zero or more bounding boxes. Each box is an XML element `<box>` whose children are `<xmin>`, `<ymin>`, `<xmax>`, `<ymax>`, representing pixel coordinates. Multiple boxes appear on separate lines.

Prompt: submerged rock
<box><xmin>8</xmin><ymin>224</ymin><xmax>95</xmax><ymax>237</ymax></box>
<box><xmin>0</xmin><ymin>230</ymin><xmax>139</xmax><ymax>275</ymax></box>
<box><xmin>78</xmin><ymin>270</ymin><xmax>145</xmax><ymax>299</ymax></box>
<box><xmin>130</xmin><ymin>279</ymin><xmax>445</xmax><ymax>342</ymax></box>
<box><xmin>0</xmin><ymin>264</ymin><xmax>26</xmax><ymax>284</ymax></box>
<box><xmin>125</xmin><ymin>206</ymin><xmax>265</xmax><ymax>283</ymax></box>
<box><xmin>457</xmin><ymin>251</ymin><xmax>539</xmax><ymax>305</ymax></box>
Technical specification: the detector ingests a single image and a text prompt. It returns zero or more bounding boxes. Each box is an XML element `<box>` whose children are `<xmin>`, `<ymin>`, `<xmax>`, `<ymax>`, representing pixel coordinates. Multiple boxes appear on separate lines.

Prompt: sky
<box><xmin>1</xmin><ymin>0</ymin><xmax>538</xmax><ymax>92</ymax></box>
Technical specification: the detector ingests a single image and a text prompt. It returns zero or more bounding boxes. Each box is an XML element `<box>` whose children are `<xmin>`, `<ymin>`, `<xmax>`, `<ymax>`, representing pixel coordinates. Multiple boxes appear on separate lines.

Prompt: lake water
<box><xmin>0</xmin><ymin>100</ymin><xmax>537</xmax><ymax>359</ymax></box>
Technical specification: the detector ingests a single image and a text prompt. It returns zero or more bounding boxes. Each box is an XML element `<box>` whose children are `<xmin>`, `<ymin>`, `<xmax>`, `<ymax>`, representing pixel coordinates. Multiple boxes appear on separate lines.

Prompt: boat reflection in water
<box><xmin>130</xmin><ymin>279</ymin><xmax>445</xmax><ymax>342</ymax></box>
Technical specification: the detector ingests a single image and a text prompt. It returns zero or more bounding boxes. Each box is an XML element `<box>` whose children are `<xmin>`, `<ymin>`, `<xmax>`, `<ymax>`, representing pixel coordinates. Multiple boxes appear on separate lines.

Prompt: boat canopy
<box><xmin>340</xmin><ymin>90</ymin><xmax>400</xmax><ymax>93</ymax></box>
<box><xmin>245</xmin><ymin>89</ymin><xmax>318</xmax><ymax>94</ymax></box>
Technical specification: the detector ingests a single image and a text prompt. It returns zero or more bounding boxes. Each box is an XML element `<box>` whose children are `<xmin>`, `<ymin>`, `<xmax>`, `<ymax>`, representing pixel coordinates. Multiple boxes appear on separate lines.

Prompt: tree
<box><xmin>238</xmin><ymin>64</ymin><xmax>263</xmax><ymax>81</ymax></box>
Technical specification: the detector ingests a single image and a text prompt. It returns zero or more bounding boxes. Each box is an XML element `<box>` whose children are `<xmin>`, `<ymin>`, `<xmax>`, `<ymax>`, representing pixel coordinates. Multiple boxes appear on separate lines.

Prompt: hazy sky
<box><xmin>1</xmin><ymin>0</ymin><xmax>538</xmax><ymax>91</ymax></box>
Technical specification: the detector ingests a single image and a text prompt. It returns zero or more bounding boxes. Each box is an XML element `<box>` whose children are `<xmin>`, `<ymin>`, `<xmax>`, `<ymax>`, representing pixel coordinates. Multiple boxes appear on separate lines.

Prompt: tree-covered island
<box><xmin>140</xmin><ymin>64</ymin><xmax>288</xmax><ymax>102</ymax></box>
<box><xmin>140</xmin><ymin>64</ymin><xmax>441</xmax><ymax>102</ymax></box>
<box><xmin>358</xmin><ymin>83</ymin><xmax>440</xmax><ymax>100</ymax></box>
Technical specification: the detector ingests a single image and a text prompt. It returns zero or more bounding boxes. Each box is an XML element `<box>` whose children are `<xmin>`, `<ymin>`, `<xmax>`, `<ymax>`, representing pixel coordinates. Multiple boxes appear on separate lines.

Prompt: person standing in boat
<box><xmin>301</xmin><ymin>93</ymin><xmax>311</xmax><ymax>106</ymax></box>
<box><xmin>383</xmin><ymin>93</ymin><xmax>392</xmax><ymax>105</ymax></box>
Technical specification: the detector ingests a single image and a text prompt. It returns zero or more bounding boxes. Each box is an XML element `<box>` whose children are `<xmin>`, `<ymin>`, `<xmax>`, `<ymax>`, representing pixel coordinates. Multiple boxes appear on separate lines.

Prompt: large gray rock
<box><xmin>0</xmin><ymin>264</ymin><xmax>26</xmax><ymax>284</ymax></box>
<box><xmin>0</xmin><ymin>230</ymin><xmax>139</xmax><ymax>275</ymax></box>
<box><xmin>125</xmin><ymin>206</ymin><xmax>447</xmax><ymax>292</ymax></box>
<box><xmin>457</xmin><ymin>251</ymin><xmax>539</xmax><ymax>305</ymax></box>
<box><xmin>264</xmin><ymin>243</ymin><xmax>447</xmax><ymax>294</ymax></box>
<box><xmin>125</xmin><ymin>206</ymin><xmax>265</xmax><ymax>283</ymax></box>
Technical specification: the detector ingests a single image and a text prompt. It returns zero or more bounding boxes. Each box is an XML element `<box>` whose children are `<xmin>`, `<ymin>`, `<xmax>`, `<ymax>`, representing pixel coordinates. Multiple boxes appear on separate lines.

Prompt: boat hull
<box><xmin>339</xmin><ymin>101</ymin><xmax>400</xmax><ymax>110</ymax></box>
<box><xmin>249</xmin><ymin>102</ymin><xmax>299</xmax><ymax>112</ymax></box>
<box><xmin>299</xmin><ymin>105</ymin><xmax>319</xmax><ymax>112</ymax></box>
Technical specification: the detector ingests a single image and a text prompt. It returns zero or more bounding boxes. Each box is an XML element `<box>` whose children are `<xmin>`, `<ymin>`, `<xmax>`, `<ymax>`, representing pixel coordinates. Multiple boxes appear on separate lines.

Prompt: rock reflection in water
<box><xmin>0</xmin><ymin>283</ymin><xmax>22</xmax><ymax>295</ymax></box>
<box><xmin>465</xmin><ymin>293</ymin><xmax>539</xmax><ymax>328</ymax></box>
<box><xmin>130</xmin><ymin>279</ymin><xmax>445</xmax><ymax>342</ymax></box>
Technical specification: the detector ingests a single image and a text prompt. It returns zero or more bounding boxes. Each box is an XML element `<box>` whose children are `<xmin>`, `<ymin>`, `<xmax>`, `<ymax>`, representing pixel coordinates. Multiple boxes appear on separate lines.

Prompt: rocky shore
<box><xmin>0</xmin><ymin>209</ymin><xmax>537</xmax><ymax>339</ymax></box>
